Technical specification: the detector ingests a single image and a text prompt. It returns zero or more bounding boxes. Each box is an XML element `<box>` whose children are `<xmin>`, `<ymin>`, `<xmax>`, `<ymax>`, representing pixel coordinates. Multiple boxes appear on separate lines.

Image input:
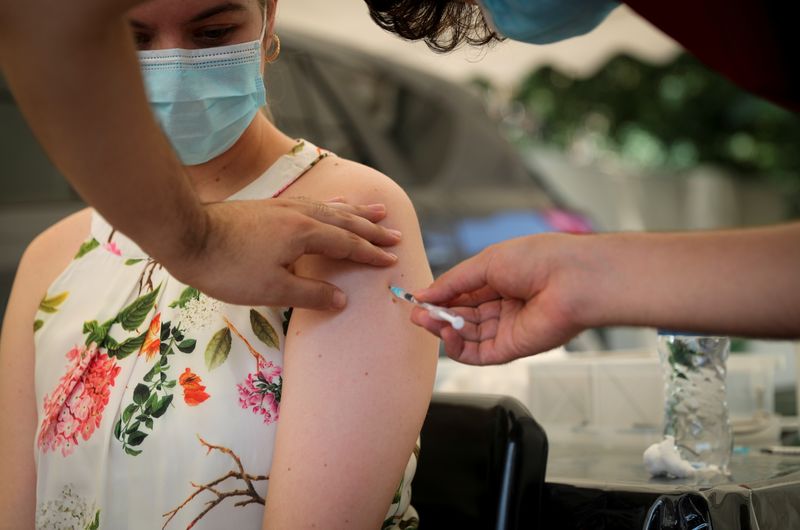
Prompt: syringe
<box><xmin>389</xmin><ymin>286</ymin><xmax>465</xmax><ymax>330</ymax></box>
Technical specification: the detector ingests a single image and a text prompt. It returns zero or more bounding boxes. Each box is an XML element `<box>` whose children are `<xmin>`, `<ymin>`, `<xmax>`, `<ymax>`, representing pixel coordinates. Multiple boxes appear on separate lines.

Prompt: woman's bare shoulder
<box><xmin>289</xmin><ymin>156</ymin><xmax>413</xmax><ymax>208</ymax></box>
<box><xmin>16</xmin><ymin>207</ymin><xmax>93</xmax><ymax>299</ymax></box>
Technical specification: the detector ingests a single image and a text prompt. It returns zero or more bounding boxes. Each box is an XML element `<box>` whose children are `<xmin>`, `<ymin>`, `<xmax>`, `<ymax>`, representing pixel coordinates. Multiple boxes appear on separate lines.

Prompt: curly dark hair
<box><xmin>364</xmin><ymin>0</ymin><xmax>502</xmax><ymax>53</ymax></box>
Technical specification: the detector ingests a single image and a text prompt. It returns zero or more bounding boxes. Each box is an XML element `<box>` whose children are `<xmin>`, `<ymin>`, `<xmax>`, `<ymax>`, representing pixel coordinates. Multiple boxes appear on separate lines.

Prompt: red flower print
<box><xmin>38</xmin><ymin>345</ymin><xmax>121</xmax><ymax>456</ymax></box>
<box><xmin>140</xmin><ymin>312</ymin><xmax>161</xmax><ymax>361</ymax></box>
<box><xmin>237</xmin><ymin>358</ymin><xmax>282</xmax><ymax>424</ymax></box>
<box><xmin>179</xmin><ymin>368</ymin><xmax>210</xmax><ymax>406</ymax></box>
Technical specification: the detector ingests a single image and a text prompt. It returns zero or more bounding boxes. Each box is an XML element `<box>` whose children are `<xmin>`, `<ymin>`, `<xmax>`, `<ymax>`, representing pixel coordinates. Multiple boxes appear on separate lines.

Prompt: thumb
<box><xmin>415</xmin><ymin>250</ymin><xmax>491</xmax><ymax>304</ymax></box>
<box><xmin>278</xmin><ymin>273</ymin><xmax>348</xmax><ymax>311</ymax></box>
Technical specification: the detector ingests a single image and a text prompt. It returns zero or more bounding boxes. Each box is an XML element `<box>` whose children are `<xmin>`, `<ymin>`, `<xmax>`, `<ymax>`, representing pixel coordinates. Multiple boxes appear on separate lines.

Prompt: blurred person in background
<box><xmin>0</xmin><ymin>0</ymin><xmax>437</xmax><ymax>528</ymax></box>
<box><xmin>365</xmin><ymin>0</ymin><xmax>800</xmax><ymax>365</ymax></box>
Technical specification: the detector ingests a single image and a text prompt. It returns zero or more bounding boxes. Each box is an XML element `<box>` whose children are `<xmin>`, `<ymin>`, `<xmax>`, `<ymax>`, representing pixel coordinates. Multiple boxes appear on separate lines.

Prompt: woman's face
<box><xmin>127</xmin><ymin>0</ymin><xmax>264</xmax><ymax>51</ymax></box>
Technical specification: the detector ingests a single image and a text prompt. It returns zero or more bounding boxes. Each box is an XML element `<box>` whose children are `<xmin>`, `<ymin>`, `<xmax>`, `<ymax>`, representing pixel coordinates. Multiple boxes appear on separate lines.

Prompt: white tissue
<box><xmin>643</xmin><ymin>435</ymin><xmax>696</xmax><ymax>478</ymax></box>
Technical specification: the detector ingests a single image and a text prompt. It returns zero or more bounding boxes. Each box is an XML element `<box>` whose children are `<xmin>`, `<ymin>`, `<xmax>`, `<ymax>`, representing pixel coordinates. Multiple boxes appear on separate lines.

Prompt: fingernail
<box><xmin>387</xmin><ymin>229</ymin><xmax>402</xmax><ymax>238</ymax></box>
<box><xmin>332</xmin><ymin>291</ymin><xmax>347</xmax><ymax>309</ymax></box>
<box><xmin>326</xmin><ymin>196</ymin><xmax>345</xmax><ymax>203</ymax></box>
<box><xmin>385</xmin><ymin>252</ymin><xmax>398</xmax><ymax>261</ymax></box>
<box><xmin>368</xmin><ymin>203</ymin><xmax>386</xmax><ymax>212</ymax></box>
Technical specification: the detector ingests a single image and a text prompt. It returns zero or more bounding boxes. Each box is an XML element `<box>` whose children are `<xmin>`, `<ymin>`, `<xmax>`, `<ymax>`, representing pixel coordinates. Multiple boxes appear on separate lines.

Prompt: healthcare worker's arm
<box><xmin>0</xmin><ymin>0</ymin><xmax>399</xmax><ymax>311</ymax></box>
<box><xmin>263</xmin><ymin>160</ymin><xmax>438</xmax><ymax>528</ymax></box>
<box><xmin>413</xmin><ymin>223</ymin><xmax>800</xmax><ymax>365</ymax></box>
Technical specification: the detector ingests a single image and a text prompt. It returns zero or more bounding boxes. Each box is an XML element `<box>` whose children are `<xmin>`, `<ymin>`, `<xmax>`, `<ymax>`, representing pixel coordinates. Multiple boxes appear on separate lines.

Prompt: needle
<box><xmin>389</xmin><ymin>286</ymin><xmax>465</xmax><ymax>330</ymax></box>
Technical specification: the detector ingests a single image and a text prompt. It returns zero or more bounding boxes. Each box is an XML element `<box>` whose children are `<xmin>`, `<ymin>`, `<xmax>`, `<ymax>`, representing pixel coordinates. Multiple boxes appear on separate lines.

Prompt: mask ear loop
<box><xmin>259</xmin><ymin>4</ymin><xmax>269</xmax><ymax>43</ymax></box>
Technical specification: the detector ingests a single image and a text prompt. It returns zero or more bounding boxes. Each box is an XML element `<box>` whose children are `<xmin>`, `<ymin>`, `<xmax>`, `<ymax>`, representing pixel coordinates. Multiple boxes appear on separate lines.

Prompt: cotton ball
<box><xmin>643</xmin><ymin>435</ymin><xmax>696</xmax><ymax>478</ymax></box>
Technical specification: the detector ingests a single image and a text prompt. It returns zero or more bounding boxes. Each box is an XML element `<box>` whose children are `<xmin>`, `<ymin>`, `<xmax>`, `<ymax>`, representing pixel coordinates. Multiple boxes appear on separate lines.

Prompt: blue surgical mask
<box><xmin>138</xmin><ymin>35</ymin><xmax>267</xmax><ymax>165</ymax></box>
<box><xmin>476</xmin><ymin>0</ymin><xmax>620</xmax><ymax>45</ymax></box>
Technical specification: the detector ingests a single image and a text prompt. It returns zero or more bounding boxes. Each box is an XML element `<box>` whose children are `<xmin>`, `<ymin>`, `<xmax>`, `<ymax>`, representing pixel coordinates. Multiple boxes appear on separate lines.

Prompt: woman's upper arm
<box><xmin>263</xmin><ymin>163</ymin><xmax>438</xmax><ymax>528</ymax></box>
<box><xmin>0</xmin><ymin>209</ymin><xmax>90</xmax><ymax>530</ymax></box>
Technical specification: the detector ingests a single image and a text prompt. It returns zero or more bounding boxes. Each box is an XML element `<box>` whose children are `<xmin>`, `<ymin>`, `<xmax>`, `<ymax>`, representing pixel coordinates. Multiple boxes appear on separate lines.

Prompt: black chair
<box><xmin>412</xmin><ymin>393</ymin><xmax>549</xmax><ymax>529</ymax></box>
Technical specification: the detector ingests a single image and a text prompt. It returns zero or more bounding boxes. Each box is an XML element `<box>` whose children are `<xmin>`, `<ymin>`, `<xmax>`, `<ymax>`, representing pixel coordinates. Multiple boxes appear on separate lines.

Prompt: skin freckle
<box><xmin>295</xmin><ymin>330</ymin><xmax>301</xmax><ymax>336</ymax></box>
<box><xmin>317</xmin><ymin>354</ymin><xmax>322</xmax><ymax>358</ymax></box>
<box><xmin>364</xmin><ymin>371</ymin><xmax>369</xmax><ymax>376</ymax></box>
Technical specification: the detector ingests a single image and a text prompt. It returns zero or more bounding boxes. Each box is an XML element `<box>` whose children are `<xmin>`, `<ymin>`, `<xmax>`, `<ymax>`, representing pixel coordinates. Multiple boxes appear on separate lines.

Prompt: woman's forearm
<box><xmin>0</xmin><ymin>2</ymin><xmax>206</xmax><ymax>265</ymax></box>
<box><xmin>582</xmin><ymin>223</ymin><xmax>800</xmax><ymax>336</ymax></box>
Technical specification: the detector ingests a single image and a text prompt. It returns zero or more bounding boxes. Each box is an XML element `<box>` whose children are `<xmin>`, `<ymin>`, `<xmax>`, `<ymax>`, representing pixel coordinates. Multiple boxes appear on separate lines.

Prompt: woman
<box><xmin>0</xmin><ymin>0</ymin><xmax>438</xmax><ymax>528</ymax></box>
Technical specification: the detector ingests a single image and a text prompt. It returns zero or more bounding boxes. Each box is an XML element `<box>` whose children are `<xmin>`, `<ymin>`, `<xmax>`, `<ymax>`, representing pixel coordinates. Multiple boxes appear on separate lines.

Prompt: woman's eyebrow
<box><xmin>189</xmin><ymin>2</ymin><xmax>248</xmax><ymax>23</ymax></box>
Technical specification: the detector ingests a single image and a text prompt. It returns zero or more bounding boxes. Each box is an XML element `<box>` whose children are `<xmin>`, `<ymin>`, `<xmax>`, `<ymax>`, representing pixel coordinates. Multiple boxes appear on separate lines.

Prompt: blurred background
<box><xmin>2</xmin><ymin>1</ymin><xmax>798</xmax><ymax>448</ymax></box>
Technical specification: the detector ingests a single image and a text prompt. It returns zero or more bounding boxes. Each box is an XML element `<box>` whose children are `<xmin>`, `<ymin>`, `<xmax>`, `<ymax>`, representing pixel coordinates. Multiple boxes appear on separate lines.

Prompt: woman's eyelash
<box><xmin>134</xmin><ymin>33</ymin><xmax>152</xmax><ymax>47</ymax></box>
<box><xmin>196</xmin><ymin>26</ymin><xmax>236</xmax><ymax>40</ymax></box>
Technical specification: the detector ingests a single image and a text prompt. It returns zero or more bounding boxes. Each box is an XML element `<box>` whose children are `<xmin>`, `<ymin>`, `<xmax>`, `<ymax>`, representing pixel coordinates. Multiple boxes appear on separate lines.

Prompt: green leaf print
<box><xmin>39</xmin><ymin>291</ymin><xmax>69</xmax><ymax>313</ymax></box>
<box><xmin>160</xmin><ymin>320</ymin><xmax>171</xmax><ymax>341</ymax></box>
<box><xmin>126</xmin><ymin>430</ymin><xmax>147</xmax><ymax>446</ymax></box>
<box><xmin>133</xmin><ymin>383</ymin><xmax>149</xmax><ymax>405</ymax></box>
<box><xmin>205</xmin><ymin>327</ymin><xmax>232</xmax><ymax>370</ymax></box>
<box><xmin>392</xmin><ymin>481</ymin><xmax>403</xmax><ymax>504</ymax></box>
<box><xmin>115</xmin><ymin>314</ymin><xmax>195</xmax><ymax>457</ymax></box>
<box><xmin>250</xmin><ymin>309</ymin><xmax>279</xmax><ymax>349</ymax></box>
<box><xmin>122</xmin><ymin>403</ymin><xmax>138</xmax><ymax>424</ymax></box>
<box><xmin>151</xmin><ymin>395</ymin><xmax>173</xmax><ymax>418</ymax></box>
<box><xmin>116</xmin><ymin>367</ymin><xmax>176</xmax><ymax>454</ymax></box>
<box><xmin>177</xmin><ymin>339</ymin><xmax>196</xmax><ymax>353</ymax></box>
<box><xmin>169</xmin><ymin>286</ymin><xmax>200</xmax><ymax>309</ymax></box>
<box><xmin>107</xmin><ymin>330</ymin><xmax>147</xmax><ymax>359</ymax></box>
<box><xmin>33</xmin><ymin>319</ymin><xmax>43</xmax><ymax>332</ymax></box>
<box><xmin>282</xmin><ymin>308</ymin><xmax>293</xmax><ymax>336</ymax></box>
<box><xmin>124</xmin><ymin>258</ymin><xmax>144</xmax><ymax>266</ymax></box>
<box><xmin>74</xmin><ymin>238</ymin><xmax>100</xmax><ymax>259</ymax></box>
<box><xmin>83</xmin><ymin>318</ymin><xmax>114</xmax><ymax>347</ymax></box>
<box><xmin>116</xmin><ymin>285</ymin><xmax>161</xmax><ymax>331</ymax></box>
<box><xmin>85</xmin><ymin>509</ymin><xmax>100</xmax><ymax>530</ymax></box>
<box><xmin>290</xmin><ymin>140</ymin><xmax>306</xmax><ymax>155</ymax></box>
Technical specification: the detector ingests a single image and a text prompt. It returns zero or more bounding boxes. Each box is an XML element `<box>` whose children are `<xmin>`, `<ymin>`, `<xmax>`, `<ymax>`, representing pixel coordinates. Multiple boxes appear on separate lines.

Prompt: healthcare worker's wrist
<box><xmin>563</xmin><ymin>232</ymin><xmax>641</xmax><ymax>331</ymax></box>
<box><xmin>147</xmin><ymin>199</ymin><xmax>212</xmax><ymax>281</ymax></box>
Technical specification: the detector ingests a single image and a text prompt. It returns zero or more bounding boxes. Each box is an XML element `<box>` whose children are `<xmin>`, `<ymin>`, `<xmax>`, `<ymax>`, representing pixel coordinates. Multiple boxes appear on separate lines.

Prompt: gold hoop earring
<box><xmin>265</xmin><ymin>34</ymin><xmax>281</xmax><ymax>63</ymax></box>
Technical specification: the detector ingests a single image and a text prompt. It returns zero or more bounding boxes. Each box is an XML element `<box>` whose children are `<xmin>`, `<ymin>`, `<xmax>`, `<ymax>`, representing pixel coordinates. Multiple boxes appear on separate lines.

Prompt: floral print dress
<box><xmin>33</xmin><ymin>140</ymin><xmax>419</xmax><ymax>530</ymax></box>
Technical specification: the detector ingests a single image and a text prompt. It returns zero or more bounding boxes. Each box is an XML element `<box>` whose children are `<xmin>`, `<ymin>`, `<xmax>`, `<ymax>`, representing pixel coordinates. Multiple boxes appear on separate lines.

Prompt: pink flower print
<box><xmin>103</xmin><ymin>242</ymin><xmax>122</xmax><ymax>256</ymax></box>
<box><xmin>237</xmin><ymin>360</ymin><xmax>282</xmax><ymax>424</ymax></box>
<box><xmin>38</xmin><ymin>345</ymin><xmax>121</xmax><ymax>456</ymax></box>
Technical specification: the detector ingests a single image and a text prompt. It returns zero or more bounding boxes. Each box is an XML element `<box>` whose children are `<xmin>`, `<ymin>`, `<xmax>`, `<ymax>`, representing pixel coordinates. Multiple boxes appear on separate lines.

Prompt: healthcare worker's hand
<box><xmin>411</xmin><ymin>225</ymin><xmax>800</xmax><ymax>365</ymax></box>
<box><xmin>410</xmin><ymin>234</ymin><xmax>591</xmax><ymax>364</ymax></box>
<box><xmin>161</xmin><ymin>197</ymin><xmax>401</xmax><ymax>310</ymax></box>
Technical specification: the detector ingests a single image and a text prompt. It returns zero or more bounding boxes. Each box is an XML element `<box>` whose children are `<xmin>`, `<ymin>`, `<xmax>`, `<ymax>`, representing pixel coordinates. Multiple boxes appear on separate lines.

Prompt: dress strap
<box><xmin>227</xmin><ymin>139</ymin><xmax>330</xmax><ymax>201</ymax></box>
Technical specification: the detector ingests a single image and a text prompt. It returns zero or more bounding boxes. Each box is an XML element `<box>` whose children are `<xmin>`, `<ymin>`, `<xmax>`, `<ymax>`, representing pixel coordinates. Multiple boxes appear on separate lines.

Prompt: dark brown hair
<box><xmin>364</xmin><ymin>1</ymin><xmax>501</xmax><ymax>53</ymax></box>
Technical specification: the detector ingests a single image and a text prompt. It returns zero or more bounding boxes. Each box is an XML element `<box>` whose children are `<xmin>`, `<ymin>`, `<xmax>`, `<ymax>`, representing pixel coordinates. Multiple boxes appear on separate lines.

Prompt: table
<box><xmin>542</xmin><ymin>446</ymin><xmax>800</xmax><ymax>529</ymax></box>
